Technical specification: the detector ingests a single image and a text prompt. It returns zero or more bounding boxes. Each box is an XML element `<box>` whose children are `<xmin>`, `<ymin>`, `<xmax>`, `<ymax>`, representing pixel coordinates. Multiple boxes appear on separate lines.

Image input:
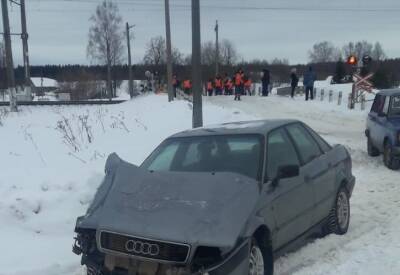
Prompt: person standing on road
<box><xmin>172</xmin><ymin>75</ymin><xmax>180</xmax><ymax>98</ymax></box>
<box><xmin>290</xmin><ymin>68</ymin><xmax>299</xmax><ymax>98</ymax></box>
<box><xmin>244</xmin><ymin>76</ymin><xmax>253</xmax><ymax>96</ymax></box>
<box><xmin>183</xmin><ymin>79</ymin><xmax>192</xmax><ymax>95</ymax></box>
<box><xmin>206</xmin><ymin>78</ymin><xmax>214</xmax><ymax>96</ymax></box>
<box><xmin>261</xmin><ymin>69</ymin><xmax>270</xmax><ymax>96</ymax></box>
<box><xmin>215</xmin><ymin>75</ymin><xmax>223</xmax><ymax>96</ymax></box>
<box><xmin>234</xmin><ymin>70</ymin><xmax>243</xmax><ymax>101</ymax></box>
<box><xmin>303</xmin><ymin>66</ymin><xmax>316</xmax><ymax>101</ymax></box>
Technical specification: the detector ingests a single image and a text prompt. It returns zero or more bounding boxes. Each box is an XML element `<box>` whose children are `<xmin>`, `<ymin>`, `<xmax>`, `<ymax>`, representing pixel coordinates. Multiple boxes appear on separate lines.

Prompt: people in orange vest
<box><xmin>206</xmin><ymin>79</ymin><xmax>214</xmax><ymax>96</ymax></box>
<box><xmin>214</xmin><ymin>75</ymin><xmax>223</xmax><ymax>96</ymax></box>
<box><xmin>234</xmin><ymin>70</ymin><xmax>244</xmax><ymax>101</ymax></box>
<box><xmin>244</xmin><ymin>77</ymin><xmax>252</xmax><ymax>96</ymax></box>
<box><xmin>224</xmin><ymin>75</ymin><xmax>233</xmax><ymax>95</ymax></box>
<box><xmin>183</xmin><ymin>79</ymin><xmax>192</xmax><ymax>95</ymax></box>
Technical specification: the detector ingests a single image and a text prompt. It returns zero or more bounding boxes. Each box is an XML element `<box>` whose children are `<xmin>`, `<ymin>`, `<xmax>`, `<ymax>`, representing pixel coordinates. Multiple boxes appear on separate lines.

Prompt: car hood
<box><xmin>77</xmin><ymin>154</ymin><xmax>260</xmax><ymax>249</ymax></box>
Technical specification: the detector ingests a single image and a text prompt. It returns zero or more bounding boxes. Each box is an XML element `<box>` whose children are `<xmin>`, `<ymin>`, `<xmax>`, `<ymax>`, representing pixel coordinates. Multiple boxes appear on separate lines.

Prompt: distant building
<box><xmin>30</xmin><ymin>77</ymin><xmax>59</xmax><ymax>95</ymax></box>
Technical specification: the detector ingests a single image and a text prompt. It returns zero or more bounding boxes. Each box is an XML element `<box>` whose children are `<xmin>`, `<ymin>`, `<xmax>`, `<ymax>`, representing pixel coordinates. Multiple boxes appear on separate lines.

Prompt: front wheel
<box><xmin>249</xmin><ymin>238</ymin><xmax>273</xmax><ymax>275</ymax></box>
<box><xmin>326</xmin><ymin>187</ymin><xmax>350</xmax><ymax>235</ymax></box>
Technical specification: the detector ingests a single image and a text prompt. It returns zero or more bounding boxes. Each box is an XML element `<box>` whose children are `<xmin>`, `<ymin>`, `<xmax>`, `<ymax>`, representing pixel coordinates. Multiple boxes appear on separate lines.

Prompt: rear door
<box><xmin>369</xmin><ymin>95</ymin><xmax>389</xmax><ymax>150</ymax></box>
<box><xmin>265</xmin><ymin>128</ymin><xmax>313</xmax><ymax>248</ymax></box>
<box><xmin>285</xmin><ymin>123</ymin><xmax>332</xmax><ymax>227</ymax></box>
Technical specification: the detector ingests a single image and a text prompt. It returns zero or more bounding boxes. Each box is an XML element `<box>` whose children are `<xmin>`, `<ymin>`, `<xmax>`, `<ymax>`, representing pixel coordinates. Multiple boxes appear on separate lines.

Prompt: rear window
<box><xmin>371</xmin><ymin>95</ymin><xmax>385</xmax><ymax>114</ymax></box>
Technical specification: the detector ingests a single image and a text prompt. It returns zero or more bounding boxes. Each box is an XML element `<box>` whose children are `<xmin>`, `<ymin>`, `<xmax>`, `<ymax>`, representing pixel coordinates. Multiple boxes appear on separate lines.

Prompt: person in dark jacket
<box><xmin>261</xmin><ymin>69</ymin><xmax>270</xmax><ymax>96</ymax></box>
<box><xmin>303</xmin><ymin>66</ymin><xmax>316</xmax><ymax>101</ymax></box>
<box><xmin>290</xmin><ymin>68</ymin><xmax>299</xmax><ymax>98</ymax></box>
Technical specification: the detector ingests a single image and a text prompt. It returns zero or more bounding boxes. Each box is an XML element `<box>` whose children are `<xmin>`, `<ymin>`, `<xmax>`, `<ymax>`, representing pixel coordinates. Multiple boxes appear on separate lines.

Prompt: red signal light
<box><xmin>347</xmin><ymin>55</ymin><xmax>357</xmax><ymax>65</ymax></box>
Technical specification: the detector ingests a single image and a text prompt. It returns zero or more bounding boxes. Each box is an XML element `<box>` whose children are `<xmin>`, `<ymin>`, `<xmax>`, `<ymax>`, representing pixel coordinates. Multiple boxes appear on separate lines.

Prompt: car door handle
<box><xmin>304</xmin><ymin>175</ymin><xmax>311</xmax><ymax>183</ymax></box>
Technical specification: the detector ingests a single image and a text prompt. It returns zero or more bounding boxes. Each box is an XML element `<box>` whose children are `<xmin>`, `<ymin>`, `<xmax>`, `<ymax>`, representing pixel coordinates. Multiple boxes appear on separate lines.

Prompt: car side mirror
<box><xmin>271</xmin><ymin>165</ymin><xmax>300</xmax><ymax>187</ymax></box>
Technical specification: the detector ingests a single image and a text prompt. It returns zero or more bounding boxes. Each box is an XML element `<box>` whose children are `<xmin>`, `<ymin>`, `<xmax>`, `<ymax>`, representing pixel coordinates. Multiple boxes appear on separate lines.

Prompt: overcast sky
<box><xmin>2</xmin><ymin>0</ymin><xmax>400</xmax><ymax>65</ymax></box>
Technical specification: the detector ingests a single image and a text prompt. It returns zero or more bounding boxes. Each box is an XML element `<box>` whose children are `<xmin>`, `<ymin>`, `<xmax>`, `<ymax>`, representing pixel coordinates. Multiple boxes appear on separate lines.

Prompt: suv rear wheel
<box><xmin>367</xmin><ymin>136</ymin><xmax>379</xmax><ymax>157</ymax></box>
<box><xmin>383</xmin><ymin>141</ymin><xmax>400</xmax><ymax>170</ymax></box>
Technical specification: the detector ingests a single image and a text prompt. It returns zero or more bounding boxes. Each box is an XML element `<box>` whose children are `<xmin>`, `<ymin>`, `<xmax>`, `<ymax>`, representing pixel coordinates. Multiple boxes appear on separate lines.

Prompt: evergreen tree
<box><xmin>333</xmin><ymin>59</ymin><xmax>346</xmax><ymax>84</ymax></box>
<box><xmin>372</xmin><ymin>67</ymin><xmax>392</xmax><ymax>89</ymax></box>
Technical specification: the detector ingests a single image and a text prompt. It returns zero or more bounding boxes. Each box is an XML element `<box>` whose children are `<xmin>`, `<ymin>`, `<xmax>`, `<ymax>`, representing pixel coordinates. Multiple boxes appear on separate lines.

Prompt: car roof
<box><xmin>170</xmin><ymin>119</ymin><xmax>299</xmax><ymax>138</ymax></box>
<box><xmin>377</xmin><ymin>89</ymin><xmax>400</xmax><ymax>97</ymax></box>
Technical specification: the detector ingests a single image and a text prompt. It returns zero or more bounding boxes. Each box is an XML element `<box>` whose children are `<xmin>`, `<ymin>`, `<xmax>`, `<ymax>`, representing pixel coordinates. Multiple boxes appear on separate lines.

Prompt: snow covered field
<box><xmin>0</xmin><ymin>89</ymin><xmax>399</xmax><ymax>275</ymax></box>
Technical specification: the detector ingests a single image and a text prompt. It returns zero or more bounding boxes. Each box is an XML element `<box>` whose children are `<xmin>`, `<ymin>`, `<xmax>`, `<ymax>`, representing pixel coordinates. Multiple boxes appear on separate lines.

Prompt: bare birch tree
<box><xmin>87</xmin><ymin>0</ymin><xmax>124</xmax><ymax>99</ymax></box>
<box><xmin>143</xmin><ymin>36</ymin><xmax>183</xmax><ymax>65</ymax></box>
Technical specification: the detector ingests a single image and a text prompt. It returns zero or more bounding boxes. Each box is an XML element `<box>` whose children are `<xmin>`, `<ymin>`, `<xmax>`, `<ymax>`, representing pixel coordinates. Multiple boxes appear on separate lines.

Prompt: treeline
<box><xmin>1</xmin><ymin>58</ymin><xmax>399</xmax><ymax>89</ymax></box>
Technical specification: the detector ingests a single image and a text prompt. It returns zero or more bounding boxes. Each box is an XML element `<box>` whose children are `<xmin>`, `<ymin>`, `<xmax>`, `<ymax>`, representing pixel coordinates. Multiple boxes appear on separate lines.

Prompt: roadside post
<box><xmin>329</xmin><ymin>90</ymin><xmax>333</xmax><ymax>102</ymax></box>
<box><xmin>338</xmin><ymin>91</ymin><xmax>342</xmax><ymax>105</ymax></box>
<box><xmin>361</xmin><ymin>94</ymin><xmax>366</xmax><ymax>111</ymax></box>
<box><xmin>320</xmin><ymin>89</ymin><xmax>324</xmax><ymax>101</ymax></box>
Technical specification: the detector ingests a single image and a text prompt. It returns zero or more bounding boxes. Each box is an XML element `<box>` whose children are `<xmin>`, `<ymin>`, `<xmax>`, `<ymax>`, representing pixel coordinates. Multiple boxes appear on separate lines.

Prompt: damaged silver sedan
<box><xmin>73</xmin><ymin>120</ymin><xmax>355</xmax><ymax>275</ymax></box>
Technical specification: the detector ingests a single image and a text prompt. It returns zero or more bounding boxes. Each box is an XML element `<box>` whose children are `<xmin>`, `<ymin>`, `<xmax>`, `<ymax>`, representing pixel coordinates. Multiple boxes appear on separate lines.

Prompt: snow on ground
<box><xmin>1</xmin><ymin>85</ymin><xmax>399</xmax><ymax>275</ymax></box>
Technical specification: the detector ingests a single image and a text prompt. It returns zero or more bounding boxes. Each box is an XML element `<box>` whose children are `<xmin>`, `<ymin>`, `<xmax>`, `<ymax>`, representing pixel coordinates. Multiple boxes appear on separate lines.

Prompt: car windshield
<box><xmin>390</xmin><ymin>96</ymin><xmax>400</xmax><ymax>116</ymax></box>
<box><xmin>141</xmin><ymin>135</ymin><xmax>263</xmax><ymax>180</ymax></box>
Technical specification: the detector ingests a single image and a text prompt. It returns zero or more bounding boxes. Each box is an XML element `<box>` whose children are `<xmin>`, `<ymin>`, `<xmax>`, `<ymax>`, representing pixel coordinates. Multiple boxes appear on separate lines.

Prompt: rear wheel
<box><xmin>326</xmin><ymin>187</ymin><xmax>350</xmax><ymax>235</ymax></box>
<box><xmin>383</xmin><ymin>141</ymin><xmax>400</xmax><ymax>170</ymax></box>
<box><xmin>367</xmin><ymin>136</ymin><xmax>379</xmax><ymax>157</ymax></box>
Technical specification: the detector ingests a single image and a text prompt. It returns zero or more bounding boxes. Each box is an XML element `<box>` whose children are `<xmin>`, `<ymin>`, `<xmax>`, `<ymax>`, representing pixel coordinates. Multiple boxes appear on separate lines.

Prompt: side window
<box><xmin>382</xmin><ymin>96</ymin><xmax>390</xmax><ymax>115</ymax></box>
<box><xmin>371</xmin><ymin>95</ymin><xmax>385</xmax><ymax>114</ymax></box>
<box><xmin>286</xmin><ymin>124</ymin><xmax>322</xmax><ymax>164</ymax></box>
<box><xmin>304</xmin><ymin>125</ymin><xmax>332</xmax><ymax>153</ymax></box>
<box><xmin>266</xmin><ymin>129</ymin><xmax>300</xmax><ymax>180</ymax></box>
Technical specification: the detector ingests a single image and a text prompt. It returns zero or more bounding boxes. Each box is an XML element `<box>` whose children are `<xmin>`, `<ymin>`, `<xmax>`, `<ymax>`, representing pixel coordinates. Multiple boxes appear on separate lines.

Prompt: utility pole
<box><xmin>1</xmin><ymin>0</ymin><xmax>17</xmax><ymax>111</ymax></box>
<box><xmin>126</xmin><ymin>22</ymin><xmax>135</xmax><ymax>99</ymax></box>
<box><xmin>20</xmin><ymin>0</ymin><xmax>31</xmax><ymax>98</ymax></box>
<box><xmin>215</xmin><ymin>20</ymin><xmax>219</xmax><ymax>76</ymax></box>
<box><xmin>164</xmin><ymin>0</ymin><xmax>174</xmax><ymax>102</ymax></box>
<box><xmin>191</xmin><ymin>0</ymin><xmax>202</xmax><ymax>128</ymax></box>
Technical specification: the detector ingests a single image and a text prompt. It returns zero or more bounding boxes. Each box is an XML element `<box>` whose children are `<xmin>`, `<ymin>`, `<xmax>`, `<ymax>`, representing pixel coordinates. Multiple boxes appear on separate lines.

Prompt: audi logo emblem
<box><xmin>125</xmin><ymin>240</ymin><xmax>160</xmax><ymax>256</ymax></box>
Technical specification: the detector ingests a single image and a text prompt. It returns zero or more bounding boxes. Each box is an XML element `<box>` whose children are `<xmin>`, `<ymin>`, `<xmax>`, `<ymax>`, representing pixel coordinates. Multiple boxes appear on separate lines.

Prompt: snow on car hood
<box><xmin>77</xmin><ymin>153</ymin><xmax>260</xmax><ymax>249</ymax></box>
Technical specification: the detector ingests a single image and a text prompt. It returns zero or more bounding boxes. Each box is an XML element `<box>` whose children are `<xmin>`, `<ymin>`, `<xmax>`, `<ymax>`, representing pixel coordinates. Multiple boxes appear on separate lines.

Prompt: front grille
<box><xmin>99</xmin><ymin>231</ymin><xmax>190</xmax><ymax>263</ymax></box>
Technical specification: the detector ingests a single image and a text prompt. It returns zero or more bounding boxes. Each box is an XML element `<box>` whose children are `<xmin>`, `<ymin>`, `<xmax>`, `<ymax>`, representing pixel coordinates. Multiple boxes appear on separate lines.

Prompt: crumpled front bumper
<box><xmin>195</xmin><ymin>240</ymin><xmax>250</xmax><ymax>275</ymax></box>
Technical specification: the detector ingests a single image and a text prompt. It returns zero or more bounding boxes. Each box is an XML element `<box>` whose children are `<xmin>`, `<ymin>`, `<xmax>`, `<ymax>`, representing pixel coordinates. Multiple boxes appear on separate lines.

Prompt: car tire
<box><xmin>86</xmin><ymin>265</ymin><xmax>104</xmax><ymax>275</ymax></box>
<box><xmin>367</xmin><ymin>137</ymin><xmax>379</xmax><ymax>157</ymax></box>
<box><xmin>249</xmin><ymin>238</ymin><xmax>273</xmax><ymax>275</ymax></box>
<box><xmin>383</xmin><ymin>141</ymin><xmax>400</xmax><ymax>170</ymax></box>
<box><xmin>326</xmin><ymin>187</ymin><xmax>350</xmax><ymax>235</ymax></box>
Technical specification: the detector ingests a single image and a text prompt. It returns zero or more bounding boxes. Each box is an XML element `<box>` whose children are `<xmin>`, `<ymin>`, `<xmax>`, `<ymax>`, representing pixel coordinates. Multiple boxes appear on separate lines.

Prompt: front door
<box><xmin>264</xmin><ymin>128</ymin><xmax>313</xmax><ymax>249</ymax></box>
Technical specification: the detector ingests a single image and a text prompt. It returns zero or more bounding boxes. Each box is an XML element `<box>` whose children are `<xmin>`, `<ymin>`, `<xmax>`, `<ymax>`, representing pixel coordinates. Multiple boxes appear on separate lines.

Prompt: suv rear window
<box><xmin>371</xmin><ymin>95</ymin><xmax>385</xmax><ymax>114</ymax></box>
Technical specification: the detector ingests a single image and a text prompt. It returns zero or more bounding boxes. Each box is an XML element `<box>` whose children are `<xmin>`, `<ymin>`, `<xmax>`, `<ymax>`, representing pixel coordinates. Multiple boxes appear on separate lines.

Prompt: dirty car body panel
<box><xmin>73</xmin><ymin>120</ymin><xmax>355</xmax><ymax>275</ymax></box>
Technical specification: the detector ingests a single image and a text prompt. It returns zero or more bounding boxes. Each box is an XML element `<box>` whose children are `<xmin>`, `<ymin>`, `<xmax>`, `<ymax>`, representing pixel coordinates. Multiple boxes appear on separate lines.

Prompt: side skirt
<box><xmin>273</xmin><ymin>218</ymin><xmax>327</xmax><ymax>260</ymax></box>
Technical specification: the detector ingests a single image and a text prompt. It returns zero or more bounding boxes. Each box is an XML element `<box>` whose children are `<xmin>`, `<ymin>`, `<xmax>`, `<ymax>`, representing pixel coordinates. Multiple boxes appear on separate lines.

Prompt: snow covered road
<box><xmin>0</xmin><ymin>93</ymin><xmax>399</xmax><ymax>275</ymax></box>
